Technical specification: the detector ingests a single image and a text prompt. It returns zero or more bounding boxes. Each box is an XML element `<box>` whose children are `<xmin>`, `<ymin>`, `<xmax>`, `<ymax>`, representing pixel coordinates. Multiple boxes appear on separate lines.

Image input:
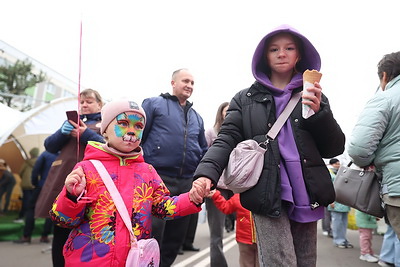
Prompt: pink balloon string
<box><xmin>77</xmin><ymin>20</ymin><xmax>82</xmax><ymax>161</ymax></box>
<box><xmin>73</xmin><ymin>182</ymin><xmax>94</xmax><ymax>203</ymax></box>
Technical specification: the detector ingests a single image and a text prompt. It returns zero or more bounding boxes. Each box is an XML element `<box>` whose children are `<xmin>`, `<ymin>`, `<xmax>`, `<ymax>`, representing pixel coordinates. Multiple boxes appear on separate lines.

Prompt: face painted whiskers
<box><xmin>122</xmin><ymin>133</ymin><xmax>139</xmax><ymax>143</ymax></box>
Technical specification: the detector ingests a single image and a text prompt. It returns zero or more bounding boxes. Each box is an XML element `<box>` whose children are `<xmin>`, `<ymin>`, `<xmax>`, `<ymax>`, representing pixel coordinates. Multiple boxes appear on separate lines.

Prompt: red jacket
<box><xmin>212</xmin><ymin>190</ymin><xmax>256</xmax><ymax>244</ymax></box>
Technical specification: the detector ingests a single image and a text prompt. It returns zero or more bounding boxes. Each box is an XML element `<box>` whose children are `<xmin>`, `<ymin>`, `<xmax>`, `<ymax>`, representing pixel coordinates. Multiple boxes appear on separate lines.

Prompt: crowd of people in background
<box><xmin>1</xmin><ymin>24</ymin><xmax>400</xmax><ymax>267</ymax></box>
<box><xmin>0</xmin><ymin>159</ymin><xmax>16</xmax><ymax>215</ymax></box>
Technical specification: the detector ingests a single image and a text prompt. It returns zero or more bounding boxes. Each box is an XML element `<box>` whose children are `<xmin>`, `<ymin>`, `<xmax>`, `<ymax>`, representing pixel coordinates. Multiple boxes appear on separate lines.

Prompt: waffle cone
<box><xmin>303</xmin><ymin>69</ymin><xmax>322</xmax><ymax>83</ymax></box>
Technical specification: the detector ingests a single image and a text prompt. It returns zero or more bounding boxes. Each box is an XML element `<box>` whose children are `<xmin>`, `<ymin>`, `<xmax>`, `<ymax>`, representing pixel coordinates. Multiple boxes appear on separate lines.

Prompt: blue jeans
<box><xmin>331</xmin><ymin>211</ymin><xmax>348</xmax><ymax>245</ymax></box>
<box><xmin>380</xmin><ymin>224</ymin><xmax>400</xmax><ymax>266</ymax></box>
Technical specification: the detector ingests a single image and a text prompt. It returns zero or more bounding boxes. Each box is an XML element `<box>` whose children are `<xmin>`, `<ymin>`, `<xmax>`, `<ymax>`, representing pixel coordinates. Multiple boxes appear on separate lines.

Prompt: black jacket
<box><xmin>194</xmin><ymin>82</ymin><xmax>345</xmax><ymax>217</ymax></box>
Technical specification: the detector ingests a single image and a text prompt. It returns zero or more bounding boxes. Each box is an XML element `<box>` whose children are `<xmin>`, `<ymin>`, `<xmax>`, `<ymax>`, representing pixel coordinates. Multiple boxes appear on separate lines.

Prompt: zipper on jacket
<box><xmin>250</xmin><ymin>212</ymin><xmax>256</xmax><ymax>244</ymax></box>
<box><xmin>179</xmin><ymin>114</ymin><xmax>189</xmax><ymax>177</ymax></box>
<box><xmin>119</xmin><ymin>157</ymin><xmax>129</xmax><ymax>166</ymax></box>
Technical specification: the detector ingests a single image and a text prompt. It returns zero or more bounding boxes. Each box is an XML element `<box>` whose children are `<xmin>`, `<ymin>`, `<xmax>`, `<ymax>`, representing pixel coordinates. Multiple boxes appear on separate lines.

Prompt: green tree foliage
<box><xmin>0</xmin><ymin>59</ymin><xmax>46</xmax><ymax>108</ymax></box>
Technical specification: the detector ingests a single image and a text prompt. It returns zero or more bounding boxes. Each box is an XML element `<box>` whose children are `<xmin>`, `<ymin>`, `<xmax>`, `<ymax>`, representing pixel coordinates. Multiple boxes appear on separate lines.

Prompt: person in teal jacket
<box><xmin>355</xmin><ymin>210</ymin><xmax>379</xmax><ymax>263</ymax></box>
<box><xmin>348</xmin><ymin>51</ymin><xmax>400</xmax><ymax>239</ymax></box>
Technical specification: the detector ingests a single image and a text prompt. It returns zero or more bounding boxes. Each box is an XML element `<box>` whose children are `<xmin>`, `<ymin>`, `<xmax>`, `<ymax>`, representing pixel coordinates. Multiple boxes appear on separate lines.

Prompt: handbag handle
<box><xmin>267</xmin><ymin>92</ymin><xmax>302</xmax><ymax>140</ymax></box>
<box><xmin>345</xmin><ymin>161</ymin><xmax>380</xmax><ymax>179</ymax></box>
<box><xmin>347</xmin><ymin>161</ymin><xmax>353</xmax><ymax>167</ymax></box>
<box><xmin>346</xmin><ymin>161</ymin><xmax>374</xmax><ymax>171</ymax></box>
<box><xmin>89</xmin><ymin>160</ymin><xmax>138</xmax><ymax>246</ymax></box>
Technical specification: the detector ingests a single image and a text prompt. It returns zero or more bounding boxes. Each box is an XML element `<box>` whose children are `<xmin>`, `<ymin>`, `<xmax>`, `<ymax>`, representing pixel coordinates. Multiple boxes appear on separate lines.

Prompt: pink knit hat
<box><xmin>100</xmin><ymin>99</ymin><xmax>146</xmax><ymax>134</ymax></box>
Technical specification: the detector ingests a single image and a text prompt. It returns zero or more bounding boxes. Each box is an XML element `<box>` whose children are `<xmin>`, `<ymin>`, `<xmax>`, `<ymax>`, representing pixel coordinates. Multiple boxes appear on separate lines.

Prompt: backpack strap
<box><xmin>267</xmin><ymin>92</ymin><xmax>302</xmax><ymax>140</ymax></box>
<box><xmin>89</xmin><ymin>160</ymin><xmax>138</xmax><ymax>247</ymax></box>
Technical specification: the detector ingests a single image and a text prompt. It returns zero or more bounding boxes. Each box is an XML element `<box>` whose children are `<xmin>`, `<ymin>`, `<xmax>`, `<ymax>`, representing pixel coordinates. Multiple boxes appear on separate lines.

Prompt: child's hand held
<box><xmin>189</xmin><ymin>181</ymin><xmax>204</xmax><ymax>204</ymax></box>
<box><xmin>189</xmin><ymin>178</ymin><xmax>212</xmax><ymax>204</ymax></box>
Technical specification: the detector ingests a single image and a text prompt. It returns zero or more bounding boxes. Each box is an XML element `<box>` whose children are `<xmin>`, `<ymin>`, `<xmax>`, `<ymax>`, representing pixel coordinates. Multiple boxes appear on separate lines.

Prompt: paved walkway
<box><xmin>0</xmin><ymin>220</ymin><xmax>386</xmax><ymax>267</ymax></box>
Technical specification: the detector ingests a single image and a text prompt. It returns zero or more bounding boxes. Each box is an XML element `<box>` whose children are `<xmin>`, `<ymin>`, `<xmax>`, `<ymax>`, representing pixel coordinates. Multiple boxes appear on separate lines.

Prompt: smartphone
<box><xmin>66</xmin><ymin>110</ymin><xmax>79</xmax><ymax>124</ymax></box>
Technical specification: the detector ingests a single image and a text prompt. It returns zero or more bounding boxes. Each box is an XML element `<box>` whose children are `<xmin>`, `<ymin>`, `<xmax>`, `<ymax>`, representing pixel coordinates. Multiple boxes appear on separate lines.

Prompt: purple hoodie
<box><xmin>252</xmin><ymin>25</ymin><xmax>323</xmax><ymax>223</ymax></box>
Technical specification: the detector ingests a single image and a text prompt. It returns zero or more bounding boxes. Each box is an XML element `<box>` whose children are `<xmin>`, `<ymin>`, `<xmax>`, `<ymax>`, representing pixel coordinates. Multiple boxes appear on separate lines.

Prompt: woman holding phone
<box><xmin>34</xmin><ymin>88</ymin><xmax>104</xmax><ymax>267</ymax></box>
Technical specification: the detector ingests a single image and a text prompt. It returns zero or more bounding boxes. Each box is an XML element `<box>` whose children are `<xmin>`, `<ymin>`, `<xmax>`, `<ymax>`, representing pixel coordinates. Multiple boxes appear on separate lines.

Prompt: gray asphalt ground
<box><xmin>0</xmin><ymin>220</ymin><xmax>384</xmax><ymax>267</ymax></box>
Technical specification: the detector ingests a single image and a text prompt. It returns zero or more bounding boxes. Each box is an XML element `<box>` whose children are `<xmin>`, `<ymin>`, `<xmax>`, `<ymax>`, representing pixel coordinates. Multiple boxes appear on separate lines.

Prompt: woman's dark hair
<box><xmin>214</xmin><ymin>102</ymin><xmax>229</xmax><ymax>132</ymax></box>
<box><xmin>377</xmin><ymin>51</ymin><xmax>400</xmax><ymax>82</ymax></box>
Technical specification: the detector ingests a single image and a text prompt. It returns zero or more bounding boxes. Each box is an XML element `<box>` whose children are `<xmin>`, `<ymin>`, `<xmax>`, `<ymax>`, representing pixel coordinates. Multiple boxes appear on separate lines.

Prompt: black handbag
<box><xmin>334</xmin><ymin>161</ymin><xmax>384</xmax><ymax>218</ymax></box>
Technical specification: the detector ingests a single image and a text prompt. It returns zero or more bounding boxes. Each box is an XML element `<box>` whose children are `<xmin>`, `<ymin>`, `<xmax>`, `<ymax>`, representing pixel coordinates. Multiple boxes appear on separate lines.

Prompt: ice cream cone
<box><xmin>303</xmin><ymin>69</ymin><xmax>322</xmax><ymax>83</ymax></box>
<box><xmin>302</xmin><ymin>69</ymin><xmax>322</xmax><ymax>119</ymax></box>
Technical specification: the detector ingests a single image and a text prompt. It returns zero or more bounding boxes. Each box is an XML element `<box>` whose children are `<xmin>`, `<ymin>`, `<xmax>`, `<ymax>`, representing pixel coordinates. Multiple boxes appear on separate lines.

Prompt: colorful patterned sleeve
<box><xmin>150</xmin><ymin>174</ymin><xmax>201</xmax><ymax>219</ymax></box>
<box><xmin>50</xmin><ymin>186</ymin><xmax>88</xmax><ymax>228</ymax></box>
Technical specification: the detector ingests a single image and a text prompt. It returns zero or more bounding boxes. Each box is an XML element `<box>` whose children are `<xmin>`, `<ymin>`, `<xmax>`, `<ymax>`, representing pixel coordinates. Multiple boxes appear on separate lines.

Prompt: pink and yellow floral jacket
<box><xmin>50</xmin><ymin>141</ymin><xmax>201</xmax><ymax>266</ymax></box>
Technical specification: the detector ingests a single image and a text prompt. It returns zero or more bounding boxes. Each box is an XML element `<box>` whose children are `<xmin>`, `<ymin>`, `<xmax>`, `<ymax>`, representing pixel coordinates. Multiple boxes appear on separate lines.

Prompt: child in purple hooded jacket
<box><xmin>191</xmin><ymin>24</ymin><xmax>345</xmax><ymax>267</ymax></box>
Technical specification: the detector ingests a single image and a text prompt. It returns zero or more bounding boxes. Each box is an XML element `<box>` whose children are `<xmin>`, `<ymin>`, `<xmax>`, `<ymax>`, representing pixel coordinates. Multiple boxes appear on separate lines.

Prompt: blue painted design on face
<box><xmin>113</xmin><ymin>113</ymin><xmax>144</xmax><ymax>140</ymax></box>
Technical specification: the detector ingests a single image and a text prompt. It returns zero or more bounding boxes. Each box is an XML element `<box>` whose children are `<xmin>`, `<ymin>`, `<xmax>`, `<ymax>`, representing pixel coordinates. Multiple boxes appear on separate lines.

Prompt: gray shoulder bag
<box><xmin>221</xmin><ymin>92</ymin><xmax>301</xmax><ymax>193</ymax></box>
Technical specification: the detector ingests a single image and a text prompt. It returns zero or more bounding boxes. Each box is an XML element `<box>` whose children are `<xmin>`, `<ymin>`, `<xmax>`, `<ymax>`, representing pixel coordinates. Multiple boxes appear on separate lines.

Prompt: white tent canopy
<box><xmin>0</xmin><ymin>96</ymin><xmax>79</xmax><ymax>145</ymax></box>
<box><xmin>0</xmin><ymin>102</ymin><xmax>23</xmax><ymax>138</ymax></box>
<box><xmin>0</xmin><ymin>97</ymin><xmax>78</xmax><ymax>167</ymax></box>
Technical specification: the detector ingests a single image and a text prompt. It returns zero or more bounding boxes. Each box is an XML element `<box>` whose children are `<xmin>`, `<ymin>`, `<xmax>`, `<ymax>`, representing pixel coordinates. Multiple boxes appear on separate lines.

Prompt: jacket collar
<box><xmin>385</xmin><ymin>74</ymin><xmax>400</xmax><ymax>91</ymax></box>
<box><xmin>160</xmin><ymin>92</ymin><xmax>193</xmax><ymax>109</ymax></box>
<box><xmin>246</xmin><ymin>82</ymin><xmax>273</xmax><ymax>103</ymax></box>
<box><xmin>247</xmin><ymin>82</ymin><xmax>302</xmax><ymax>102</ymax></box>
<box><xmin>80</xmin><ymin>112</ymin><xmax>101</xmax><ymax>122</ymax></box>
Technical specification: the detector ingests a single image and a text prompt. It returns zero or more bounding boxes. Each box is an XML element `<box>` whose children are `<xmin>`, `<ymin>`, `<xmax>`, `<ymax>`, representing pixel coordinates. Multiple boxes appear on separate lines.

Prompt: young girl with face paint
<box><xmin>50</xmin><ymin>99</ymin><xmax>202</xmax><ymax>267</ymax></box>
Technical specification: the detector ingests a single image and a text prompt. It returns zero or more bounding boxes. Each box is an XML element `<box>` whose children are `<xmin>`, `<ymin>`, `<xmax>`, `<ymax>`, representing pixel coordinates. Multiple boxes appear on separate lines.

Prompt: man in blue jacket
<box><xmin>142</xmin><ymin>68</ymin><xmax>208</xmax><ymax>267</ymax></box>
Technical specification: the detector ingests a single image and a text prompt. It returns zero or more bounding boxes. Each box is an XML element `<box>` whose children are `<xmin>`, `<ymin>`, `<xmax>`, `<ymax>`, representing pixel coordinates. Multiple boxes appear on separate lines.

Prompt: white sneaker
<box><xmin>378</xmin><ymin>260</ymin><xmax>395</xmax><ymax>267</ymax></box>
<box><xmin>359</xmin><ymin>254</ymin><xmax>379</xmax><ymax>263</ymax></box>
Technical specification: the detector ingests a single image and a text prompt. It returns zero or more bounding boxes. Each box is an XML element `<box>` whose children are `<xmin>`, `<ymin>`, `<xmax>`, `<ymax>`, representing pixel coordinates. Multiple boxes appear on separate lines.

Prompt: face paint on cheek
<box><xmin>114</xmin><ymin>124</ymin><xmax>127</xmax><ymax>137</ymax></box>
<box><xmin>127</xmin><ymin>114</ymin><xmax>144</xmax><ymax>140</ymax></box>
<box><xmin>113</xmin><ymin>113</ymin><xmax>129</xmax><ymax>138</ymax></box>
<box><xmin>137</xmin><ymin>130</ymin><xmax>143</xmax><ymax>140</ymax></box>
